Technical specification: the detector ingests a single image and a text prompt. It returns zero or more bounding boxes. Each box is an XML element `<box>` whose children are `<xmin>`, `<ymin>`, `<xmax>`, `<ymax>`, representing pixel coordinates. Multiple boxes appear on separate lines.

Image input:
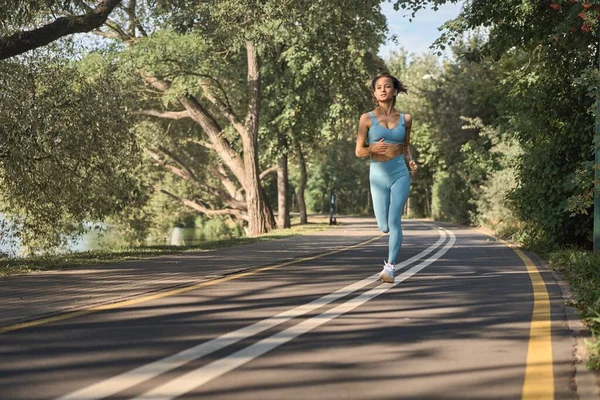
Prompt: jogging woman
<box><xmin>355</xmin><ymin>72</ymin><xmax>418</xmax><ymax>283</ymax></box>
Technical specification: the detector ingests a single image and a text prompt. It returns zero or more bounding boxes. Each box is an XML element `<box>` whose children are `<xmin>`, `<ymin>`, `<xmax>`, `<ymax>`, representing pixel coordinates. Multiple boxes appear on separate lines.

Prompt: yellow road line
<box><xmin>0</xmin><ymin>235</ymin><xmax>384</xmax><ymax>335</ymax></box>
<box><xmin>515</xmin><ymin>246</ymin><xmax>554</xmax><ymax>400</ymax></box>
<box><xmin>478</xmin><ymin>230</ymin><xmax>554</xmax><ymax>400</ymax></box>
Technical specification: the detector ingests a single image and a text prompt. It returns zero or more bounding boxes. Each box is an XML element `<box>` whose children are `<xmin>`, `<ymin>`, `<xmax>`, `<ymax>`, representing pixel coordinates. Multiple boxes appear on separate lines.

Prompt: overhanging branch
<box><xmin>0</xmin><ymin>0</ymin><xmax>122</xmax><ymax>60</ymax></box>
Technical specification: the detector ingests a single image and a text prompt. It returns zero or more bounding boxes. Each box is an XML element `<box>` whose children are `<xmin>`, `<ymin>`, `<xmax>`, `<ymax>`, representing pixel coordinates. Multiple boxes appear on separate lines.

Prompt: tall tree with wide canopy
<box><xmin>0</xmin><ymin>55</ymin><xmax>145</xmax><ymax>249</ymax></box>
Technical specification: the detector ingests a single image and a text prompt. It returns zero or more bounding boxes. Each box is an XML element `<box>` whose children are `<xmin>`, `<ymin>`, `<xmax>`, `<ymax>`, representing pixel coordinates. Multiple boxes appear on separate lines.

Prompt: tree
<box><xmin>0</xmin><ymin>54</ymin><xmax>145</xmax><ymax>249</ymax></box>
<box><xmin>79</xmin><ymin>0</ymin><xmax>280</xmax><ymax>236</ymax></box>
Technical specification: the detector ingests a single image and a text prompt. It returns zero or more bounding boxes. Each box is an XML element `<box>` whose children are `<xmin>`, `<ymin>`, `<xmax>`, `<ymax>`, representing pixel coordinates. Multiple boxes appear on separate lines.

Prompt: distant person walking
<box><xmin>355</xmin><ymin>72</ymin><xmax>418</xmax><ymax>283</ymax></box>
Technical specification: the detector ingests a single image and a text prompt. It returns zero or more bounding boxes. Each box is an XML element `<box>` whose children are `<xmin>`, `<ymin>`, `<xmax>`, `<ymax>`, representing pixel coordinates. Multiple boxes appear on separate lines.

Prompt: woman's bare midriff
<box><xmin>370</xmin><ymin>144</ymin><xmax>404</xmax><ymax>162</ymax></box>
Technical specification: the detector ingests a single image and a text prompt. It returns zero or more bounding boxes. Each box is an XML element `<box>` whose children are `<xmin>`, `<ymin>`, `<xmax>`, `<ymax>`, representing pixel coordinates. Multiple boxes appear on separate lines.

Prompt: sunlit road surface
<box><xmin>0</xmin><ymin>221</ymin><xmax>574</xmax><ymax>400</ymax></box>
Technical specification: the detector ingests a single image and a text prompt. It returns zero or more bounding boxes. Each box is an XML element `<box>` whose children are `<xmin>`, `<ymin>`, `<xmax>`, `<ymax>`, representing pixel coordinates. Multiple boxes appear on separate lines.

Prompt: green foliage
<box><xmin>460</xmin><ymin>118</ymin><xmax>522</xmax><ymax>237</ymax></box>
<box><xmin>304</xmin><ymin>137</ymin><xmax>371</xmax><ymax>215</ymax></box>
<box><xmin>137</xmin><ymin>0</ymin><xmax>388</xmax><ymax>229</ymax></box>
<box><xmin>195</xmin><ymin>216</ymin><xmax>244</xmax><ymax>241</ymax></box>
<box><xmin>500</xmin><ymin>46</ymin><xmax>594</xmax><ymax>249</ymax></box>
<box><xmin>0</xmin><ymin>56</ymin><xmax>146</xmax><ymax>249</ymax></box>
<box><xmin>0</xmin><ymin>0</ymin><xmax>76</xmax><ymax>31</ymax></box>
<box><xmin>431</xmin><ymin>170</ymin><xmax>471</xmax><ymax>224</ymax></box>
<box><xmin>550</xmin><ymin>249</ymin><xmax>600</xmax><ymax>310</ymax></box>
<box><xmin>549</xmin><ymin>249</ymin><xmax>600</xmax><ymax>369</ymax></box>
<box><xmin>257</xmin><ymin>0</ymin><xmax>387</xmax><ymax>174</ymax></box>
<box><xmin>566</xmin><ymin>160</ymin><xmax>594</xmax><ymax>218</ymax></box>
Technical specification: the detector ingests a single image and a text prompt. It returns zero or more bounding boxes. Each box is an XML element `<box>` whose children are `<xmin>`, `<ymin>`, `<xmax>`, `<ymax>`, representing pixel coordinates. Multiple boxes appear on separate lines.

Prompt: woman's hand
<box><xmin>369</xmin><ymin>138</ymin><xmax>389</xmax><ymax>155</ymax></box>
<box><xmin>408</xmin><ymin>159</ymin><xmax>418</xmax><ymax>175</ymax></box>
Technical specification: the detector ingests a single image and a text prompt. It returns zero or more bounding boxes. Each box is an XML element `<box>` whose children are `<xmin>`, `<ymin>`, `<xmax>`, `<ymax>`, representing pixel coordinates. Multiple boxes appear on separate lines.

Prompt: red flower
<box><xmin>583</xmin><ymin>3</ymin><xmax>593</xmax><ymax>9</ymax></box>
<box><xmin>582</xmin><ymin>23</ymin><xmax>592</xmax><ymax>31</ymax></box>
<box><xmin>570</xmin><ymin>27</ymin><xmax>578</xmax><ymax>32</ymax></box>
<box><xmin>578</xmin><ymin>12</ymin><xmax>586</xmax><ymax>18</ymax></box>
<box><xmin>549</xmin><ymin>3</ymin><xmax>560</xmax><ymax>10</ymax></box>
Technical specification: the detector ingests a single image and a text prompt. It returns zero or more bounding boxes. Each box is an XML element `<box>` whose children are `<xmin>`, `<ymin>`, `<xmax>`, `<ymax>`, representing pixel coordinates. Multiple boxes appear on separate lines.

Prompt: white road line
<box><xmin>132</xmin><ymin>227</ymin><xmax>456</xmax><ymax>400</ymax></box>
<box><xmin>57</xmin><ymin>225</ymin><xmax>445</xmax><ymax>400</ymax></box>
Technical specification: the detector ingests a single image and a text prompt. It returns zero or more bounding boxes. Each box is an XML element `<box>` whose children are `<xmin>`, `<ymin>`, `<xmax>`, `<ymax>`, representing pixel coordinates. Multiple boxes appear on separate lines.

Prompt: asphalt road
<box><xmin>0</xmin><ymin>220</ymin><xmax>577</xmax><ymax>400</ymax></box>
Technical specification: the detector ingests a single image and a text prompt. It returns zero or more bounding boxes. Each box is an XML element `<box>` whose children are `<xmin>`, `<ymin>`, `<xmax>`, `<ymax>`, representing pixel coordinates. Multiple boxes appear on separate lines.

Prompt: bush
<box><xmin>431</xmin><ymin>170</ymin><xmax>472</xmax><ymax>225</ymax></box>
<box><xmin>195</xmin><ymin>216</ymin><xmax>244</xmax><ymax>241</ymax></box>
<box><xmin>549</xmin><ymin>249</ymin><xmax>600</xmax><ymax>369</ymax></box>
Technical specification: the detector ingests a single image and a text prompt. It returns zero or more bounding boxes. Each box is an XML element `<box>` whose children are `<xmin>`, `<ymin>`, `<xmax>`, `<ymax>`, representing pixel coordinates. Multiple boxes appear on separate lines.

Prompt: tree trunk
<box><xmin>140</xmin><ymin>45</ymin><xmax>275</xmax><ymax>236</ymax></box>
<box><xmin>244</xmin><ymin>40</ymin><xmax>275</xmax><ymax>236</ymax></box>
<box><xmin>277</xmin><ymin>150</ymin><xmax>291</xmax><ymax>229</ymax></box>
<box><xmin>295</xmin><ymin>140</ymin><xmax>308</xmax><ymax>225</ymax></box>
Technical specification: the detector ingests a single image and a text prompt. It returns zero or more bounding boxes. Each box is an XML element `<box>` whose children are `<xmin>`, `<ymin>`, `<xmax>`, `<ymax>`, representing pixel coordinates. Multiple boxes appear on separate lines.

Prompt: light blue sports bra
<box><xmin>367</xmin><ymin>111</ymin><xmax>405</xmax><ymax>144</ymax></box>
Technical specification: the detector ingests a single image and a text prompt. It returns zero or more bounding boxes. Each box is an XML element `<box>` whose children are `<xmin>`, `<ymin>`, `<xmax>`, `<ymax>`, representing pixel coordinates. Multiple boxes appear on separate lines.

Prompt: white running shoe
<box><xmin>379</xmin><ymin>261</ymin><xmax>395</xmax><ymax>283</ymax></box>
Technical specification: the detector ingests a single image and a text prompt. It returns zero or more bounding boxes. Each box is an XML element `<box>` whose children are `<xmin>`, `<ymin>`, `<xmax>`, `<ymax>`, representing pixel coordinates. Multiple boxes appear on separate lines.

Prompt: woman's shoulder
<box><xmin>359</xmin><ymin>112</ymin><xmax>373</xmax><ymax>124</ymax></box>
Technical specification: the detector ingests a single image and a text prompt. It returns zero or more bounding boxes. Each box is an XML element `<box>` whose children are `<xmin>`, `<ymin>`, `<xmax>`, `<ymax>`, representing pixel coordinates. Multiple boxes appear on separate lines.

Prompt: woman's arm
<box><xmin>355</xmin><ymin>114</ymin><xmax>371</xmax><ymax>158</ymax></box>
<box><xmin>403</xmin><ymin>114</ymin><xmax>418</xmax><ymax>173</ymax></box>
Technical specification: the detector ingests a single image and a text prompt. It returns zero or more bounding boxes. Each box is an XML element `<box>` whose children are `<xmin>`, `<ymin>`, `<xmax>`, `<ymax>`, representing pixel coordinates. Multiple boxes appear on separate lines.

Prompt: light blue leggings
<box><xmin>369</xmin><ymin>155</ymin><xmax>411</xmax><ymax>265</ymax></box>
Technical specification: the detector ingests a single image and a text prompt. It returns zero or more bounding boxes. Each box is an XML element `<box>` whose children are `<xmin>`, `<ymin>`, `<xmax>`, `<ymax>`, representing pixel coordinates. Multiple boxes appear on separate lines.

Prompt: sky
<box><xmin>378</xmin><ymin>1</ymin><xmax>465</xmax><ymax>60</ymax></box>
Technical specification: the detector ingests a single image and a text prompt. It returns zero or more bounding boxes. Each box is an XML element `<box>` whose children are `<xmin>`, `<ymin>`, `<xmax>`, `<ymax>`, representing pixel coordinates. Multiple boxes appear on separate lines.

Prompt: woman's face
<box><xmin>373</xmin><ymin>77</ymin><xmax>396</xmax><ymax>103</ymax></box>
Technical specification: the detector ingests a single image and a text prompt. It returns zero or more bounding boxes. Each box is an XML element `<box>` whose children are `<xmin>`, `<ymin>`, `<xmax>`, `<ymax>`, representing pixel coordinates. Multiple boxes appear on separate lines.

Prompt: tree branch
<box><xmin>0</xmin><ymin>0</ymin><xmax>122</xmax><ymax>60</ymax></box>
<box><xmin>146</xmin><ymin>148</ymin><xmax>246</xmax><ymax>210</ymax></box>
<box><xmin>230</xmin><ymin>165</ymin><xmax>275</xmax><ymax>202</ymax></box>
<box><xmin>156</xmin><ymin>144</ymin><xmax>202</xmax><ymax>183</ymax></box>
<box><xmin>185</xmin><ymin>138</ymin><xmax>215</xmax><ymax>150</ymax></box>
<box><xmin>139</xmin><ymin>72</ymin><xmax>247</xmax><ymax>192</ymax></box>
<box><xmin>103</xmin><ymin>19</ymin><xmax>131</xmax><ymax>40</ymax></box>
<box><xmin>208</xmin><ymin>164</ymin><xmax>239</xmax><ymax>199</ymax></box>
<box><xmin>179</xmin><ymin>94</ymin><xmax>247</xmax><ymax>185</ymax></box>
<box><xmin>159</xmin><ymin>187</ymin><xmax>248</xmax><ymax>221</ymax></box>
<box><xmin>74</xmin><ymin>0</ymin><xmax>131</xmax><ymax>40</ymax></box>
<box><xmin>118</xmin><ymin>0</ymin><xmax>147</xmax><ymax>38</ymax></box>
<box><xmin>200</xmin><ymin>81</ymin><xmax>246</xmax><ymax>136</ymax></box>
<box><xmin>91</xmin><ymin>29</ymin><xmax>121</xmax><ymax>40</ymax></box>
<box><xmin>135</xmin><ymin>109</ymin><xmax>190</xmax><ymax>120</ymax></box>
<box><xmin>259</xmin><ymin>165</ymin><xmax>277</xmax><ymax>181</ymax></box>
<box><xmin>140</xmin><ymin>71</ymin><xmax>171</xmax><ymax>92</ymax></box>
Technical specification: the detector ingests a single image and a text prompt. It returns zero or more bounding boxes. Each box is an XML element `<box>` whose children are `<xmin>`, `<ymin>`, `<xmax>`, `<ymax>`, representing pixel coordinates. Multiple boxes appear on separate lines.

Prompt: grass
<box><xmin>547</xmin><ymin>249</ymin><xmax>600</xmax><ymax>369</ymax></box>
<box><xmin>0</xmin><ymin>221</ymin><xmax>331</xmax><ymax>277</ymax></box>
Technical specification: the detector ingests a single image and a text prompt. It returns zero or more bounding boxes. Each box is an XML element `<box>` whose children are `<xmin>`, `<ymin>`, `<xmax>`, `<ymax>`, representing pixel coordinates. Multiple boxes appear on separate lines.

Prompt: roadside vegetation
<box><xmin>549</xmin><ymin>250</ymin><xmax>600</xmax><ymax>368</ymax></box>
